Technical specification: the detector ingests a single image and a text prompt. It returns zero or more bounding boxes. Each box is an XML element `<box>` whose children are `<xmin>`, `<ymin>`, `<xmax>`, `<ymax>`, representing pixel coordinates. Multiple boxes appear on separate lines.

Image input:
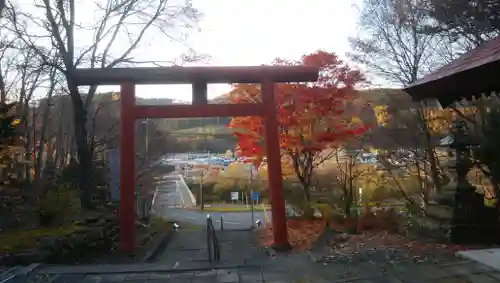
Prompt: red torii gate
<box><xmin>73</xmin><ymin>66</ymin><xmax>320</xmax><ymax>252</ymax></box>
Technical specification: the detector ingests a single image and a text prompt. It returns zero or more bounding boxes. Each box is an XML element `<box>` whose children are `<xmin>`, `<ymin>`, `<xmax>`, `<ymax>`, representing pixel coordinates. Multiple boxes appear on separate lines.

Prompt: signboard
<box><xmin>106</xmin><ymin>149</ymin><xmax>120</xmax><ymax>202</ymax></box>
<box><xmin>230</xmin><ymin>192</ymin><xmax>239</xmax><ymax>201</ymax></box>
<box><xmin>251</xmin><ymin>192</ymin><xmax>260</xmax><ymax>201</ymax></box>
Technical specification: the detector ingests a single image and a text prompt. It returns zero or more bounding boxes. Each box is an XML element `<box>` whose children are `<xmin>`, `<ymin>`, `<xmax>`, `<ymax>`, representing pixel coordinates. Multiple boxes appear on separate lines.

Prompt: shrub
<box><xmin>37</xmin><ymin>184</ymin><xmax>81</xmax><ymax>226</ymax></box>
<box><xmin>357</xmin><ymin>206</ymin><xmax>405</xmax><ymax>233</ymax></box>
<box><xmin>358</xmin><ymin>206</ymin><xmax>378</xmax><ymax>231</ymax></box>
<box><xmin>376</xmin><ymin>207</ymin><xmax>404</xmax><ymax>233</ymax></box>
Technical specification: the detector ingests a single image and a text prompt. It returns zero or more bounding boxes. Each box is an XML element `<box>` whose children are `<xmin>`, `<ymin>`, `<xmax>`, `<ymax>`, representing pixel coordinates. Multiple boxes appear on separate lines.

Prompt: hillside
<box><xmin>69</xmin><ymin>88</ymin><xmax>417</xmax><ymax>153</ymax></box>
<box><xmin>140</xmin><ymin>88</ymin><xmax>412</xmax><ymax>133</ymax></box>
<box><xmin>129</xmin><ymin>88</ymin><xmax>461</xmax><ymax>153</ymax></box>
<box><xmin>87</xmin><ymin>88</ymin><xmax>413</xmax><ymax>135</ymax></box>
<box><xmin>207</xmin><ymin>87</ymin><xmax>410</xmax><ymax>128</ymax></box>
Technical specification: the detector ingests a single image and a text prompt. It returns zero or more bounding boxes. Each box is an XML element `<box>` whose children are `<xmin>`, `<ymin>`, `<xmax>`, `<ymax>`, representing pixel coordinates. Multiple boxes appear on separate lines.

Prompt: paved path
<box><xmin>5</xmin><ymin>250</ymin><xmax>500</xmax><ymax>282</ymax></box>
<box><xmin>161</xmin><ymin>208</ymin><xmax>267</xmax><ymax>230</ymax></box>
<box><xmin>152</xmin><ymin>176</ymin><xmax>194</xmax><ymax>209</ymax></box>
<box><xmin>152</xmin><ymin>176</ymin><xmax>267</xmax><ymax>229</ymax></box>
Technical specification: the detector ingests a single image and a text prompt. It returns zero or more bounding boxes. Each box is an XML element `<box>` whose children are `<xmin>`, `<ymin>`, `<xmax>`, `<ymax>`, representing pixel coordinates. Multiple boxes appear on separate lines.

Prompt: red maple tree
<box><xmin>228</xmin><ymin>51</ymin><xmax>367</xmax><ymax>201</ymax></box>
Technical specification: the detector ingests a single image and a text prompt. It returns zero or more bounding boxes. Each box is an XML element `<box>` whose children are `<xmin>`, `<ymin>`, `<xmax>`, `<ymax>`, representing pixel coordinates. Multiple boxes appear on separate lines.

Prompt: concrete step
<box><xmin>35</xmin><ymin>267</ymin><xmax>247</xmax><ymax>283</ymax></box>
<box><xmin>33</xmin><ymin>263</ymin><xmax>178</xmax><ymax>275</ymax></box>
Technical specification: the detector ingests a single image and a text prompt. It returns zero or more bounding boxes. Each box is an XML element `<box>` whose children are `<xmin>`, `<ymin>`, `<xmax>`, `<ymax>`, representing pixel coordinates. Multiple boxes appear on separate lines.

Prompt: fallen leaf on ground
<box><xmin>260</xmin><ymin>219</ymin><xmax>476</xmax><ymax>255</ymax></box>
<box><xmin>259</xmin><ymin>219</ymin><xmax>324</xmax><ymax>251</ymax></box>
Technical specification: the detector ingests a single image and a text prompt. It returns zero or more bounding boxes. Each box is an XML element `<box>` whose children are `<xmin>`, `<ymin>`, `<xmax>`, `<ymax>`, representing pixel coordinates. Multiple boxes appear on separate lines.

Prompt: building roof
<box><xmin>404</xmin><ymin>36</ymin><xmax>500</xmax><ymax>106</ymax></box>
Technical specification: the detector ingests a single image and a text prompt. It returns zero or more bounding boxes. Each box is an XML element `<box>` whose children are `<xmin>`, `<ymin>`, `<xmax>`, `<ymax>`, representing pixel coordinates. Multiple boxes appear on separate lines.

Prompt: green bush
<box><xmin>37</xmin><ymin>184</ymin><xmax>81</xmax><ymax>226</ymax></box>
<box><xmin>367</xmin><ymin>185</ymin><xmax>403</xmax><ymax>202</ymax></box>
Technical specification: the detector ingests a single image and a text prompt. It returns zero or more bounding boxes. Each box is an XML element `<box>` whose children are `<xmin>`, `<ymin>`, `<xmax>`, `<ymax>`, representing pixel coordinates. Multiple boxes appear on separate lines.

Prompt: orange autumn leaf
<box><xmin>228</xmin><ymin>51</ymin><xmax>367</xmax><ymax>176</ymax></box>
<box><xmin>259</xmin><ymin>219</ymin><xmax>325</xmax><ymax>250</ymax></box>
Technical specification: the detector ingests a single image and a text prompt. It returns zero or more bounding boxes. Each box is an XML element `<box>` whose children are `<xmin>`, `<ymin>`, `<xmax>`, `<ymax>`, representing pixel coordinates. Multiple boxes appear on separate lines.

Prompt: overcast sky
<box><xmin>94</xmin><ymin>0</ymin><xmax>363</xmax><ymax>101</ymax></box>
<box><xmin>18</xmin><ymin>0</ymin><xmax>363</xmax><ymax>101</ymax></box>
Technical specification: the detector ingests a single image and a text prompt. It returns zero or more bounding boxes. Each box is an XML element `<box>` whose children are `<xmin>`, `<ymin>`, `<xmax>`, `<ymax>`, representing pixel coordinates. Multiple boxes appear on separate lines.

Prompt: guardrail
<box><xmin>206</xmin><ymin>215</ymin><xmax>220</xmax><ymax>264</ymax></box>
<box><xmin>137</xmin><ymin>198</ymin><xmax>152</xmax><ymax>220</ymax></box>
<box><xmin>177</xmin><ymin>174</ymin><xmax>197</xmax><ymax>206</ymax></box>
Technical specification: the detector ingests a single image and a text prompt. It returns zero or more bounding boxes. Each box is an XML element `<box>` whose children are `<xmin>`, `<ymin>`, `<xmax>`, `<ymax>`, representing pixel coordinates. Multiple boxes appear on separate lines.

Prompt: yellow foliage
<box><xmin>422</xmin><ymin>107</ymin><xmax>477</xmax><ymax>134</ymax></box>
<box><xmin>258</xmin><ymin>156</ymin><xmax>297</xmax><ymax>181</ymax></box>
<box><xmin>223</xmin><ymin>162</ymin><xmax>253</xmax><ymax>179</ymax></box>
<box><xmin>485</xmin><ymin>197</ymin><xmax>497</xmax><ymax>208</ymax></box>
<box><xmin>372</xmin><ymin>104</ymin><xmax>477</xmax><ymax>135</ymax></box>
<box><xmin>258</xmin><ymin>166</ymin><xmax>268</xmax><ymax>181</ymax></box>
<box><xmin>215</xmin><ymin>162</ymin><xmax>257</xmax><ymax>191</ymax></box>
<box><xmin>373</xmin><ymin>105</ymin><xmax>389</xmax><ymax>127</ymax></box>
<box><xmin>201</xmin><ymin>169</ymin><xmax>220</xmax><ymax>184</ymax></box>
<box><xmin>350</xmin><ymin>116</ymin><xmax>363</xmax><ymax>126</ymax></box>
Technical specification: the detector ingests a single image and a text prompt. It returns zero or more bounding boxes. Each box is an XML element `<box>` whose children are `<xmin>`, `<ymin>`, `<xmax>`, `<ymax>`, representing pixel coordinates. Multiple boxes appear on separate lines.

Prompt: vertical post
<box><xmin>200</xmin><ymin>170</ymin><xmax>205</xmax><ymax>211</ymax></box>
<box><xmin>261</xmin><ymin>81</ymin><xmax>290</xmax><ymax>250</ymax></box>
<box><xmin>120</xmin><ymin>83</ymin><xmax>136</xmax><ymax>252</ymax></box>
<box><xmin>192</xmin><ymin>81</ymin><xmax>208</xmax><ymax>105</ymax></box>
<box><xmin>206</xmin><ymin>215</ymin><xmax>213</xmax><ymax>263</ymax></box>
<box><xmin>250</xmin><ymin>167</ymin><xmax>255</xmax><ymax>228</ymax></box>
<box><xmin>144</xmin><ymin>119</ymin><xmax>149</xmax><ymax>159</ymax></box>
<box><xmin>32</xmin><ymin>103</ymin><xmax>36</xmax><ymax>154</ymax></box>
<box><xmin>251</xmin><ymin>189</ymin><xmax>255</xmax><ymax>228</ymax></box>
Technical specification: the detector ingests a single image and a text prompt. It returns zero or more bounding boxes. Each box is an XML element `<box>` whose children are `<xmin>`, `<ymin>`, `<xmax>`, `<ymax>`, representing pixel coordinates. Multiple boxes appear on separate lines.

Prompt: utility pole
<box><xmin>199</xmin><ymin>170</ymin><xmax>205</xmax><ymax>211</ymax></box>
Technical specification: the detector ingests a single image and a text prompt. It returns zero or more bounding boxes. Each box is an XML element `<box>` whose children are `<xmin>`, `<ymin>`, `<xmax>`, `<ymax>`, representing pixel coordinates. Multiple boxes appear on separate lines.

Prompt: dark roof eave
<box><xmin>403</xmin><ymin>60</ymin><xmax>500</xmax><ymax>107</ymax></box>
<box><xmin>406</xmin><ymin>36</ymin><xmax>500</xmax><ymax>90</ymax></box>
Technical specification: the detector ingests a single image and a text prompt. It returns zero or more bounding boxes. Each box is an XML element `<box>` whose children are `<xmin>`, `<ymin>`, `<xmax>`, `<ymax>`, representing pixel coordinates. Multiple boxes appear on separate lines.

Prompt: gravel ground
<box><xmin>324</xmin><ymin>246</ymin><xmax>461</xmax><ymax>266</ymax></box>
<box><xmin>320</xmin><ymin>231</ymin><xmax>464</xmax><ymax>266</ymax></box>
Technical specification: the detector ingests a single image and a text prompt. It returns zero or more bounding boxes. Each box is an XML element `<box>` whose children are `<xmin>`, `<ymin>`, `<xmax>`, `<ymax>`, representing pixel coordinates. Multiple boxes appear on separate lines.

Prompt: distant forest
<box><xmin>38</xmin><ymin>88</ymin><xmax>450</xmax><ymax>155</ymax></box>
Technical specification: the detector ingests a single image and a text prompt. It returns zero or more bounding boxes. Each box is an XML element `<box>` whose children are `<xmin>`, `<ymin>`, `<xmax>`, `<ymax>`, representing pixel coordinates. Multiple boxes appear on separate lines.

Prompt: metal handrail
<box><xmin>210</xmin><ymin>219</ymin><xmax>221</xmax><ymax>261</ymax></box>
<box><xmin>206</xmin><ymin>215</ymin><xmax>220</xmax><ymax>263</ymax></box>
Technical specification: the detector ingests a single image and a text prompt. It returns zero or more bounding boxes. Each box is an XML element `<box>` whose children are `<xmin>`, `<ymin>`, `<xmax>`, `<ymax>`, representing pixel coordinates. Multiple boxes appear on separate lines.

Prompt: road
<box><xmin>151</xmin><ymin>175</ymin><xmax>268</xmax><ymax>229</ymax></box>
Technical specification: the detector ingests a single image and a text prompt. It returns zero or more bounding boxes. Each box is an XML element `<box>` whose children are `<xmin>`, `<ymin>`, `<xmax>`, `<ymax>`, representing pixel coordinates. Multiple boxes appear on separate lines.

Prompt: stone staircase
<box><xmin>155</xmin><ymin>228</ymin><xmax>266</xmax><ymax>270</ymax></box>
<box><xmin>0</xmin><ymin>225</ymin><xmax>268</xmax><ymax>282</ymax></box>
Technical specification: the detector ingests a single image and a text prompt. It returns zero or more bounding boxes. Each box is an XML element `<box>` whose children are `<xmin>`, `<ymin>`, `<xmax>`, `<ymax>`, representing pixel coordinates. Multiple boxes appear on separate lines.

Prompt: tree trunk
<box><xmin>419</xmin><ymin>105</ymin><xmax>442</xmax><ymax>195</ymax></box>
<box><xmin>69</xmin><ymin>84</ymin><xmax>93</xmax><ymax>209</ymax></box>
<box><xmin>426</xmin><ymin>142</ymin><xmax>442</xmax><ymax>194</ymax></box>
<box><xmin>303</xmin><ymin>184</ymin><xmax>311</xmax><ymax>202</ymax></box>
<box><xmin>344</xmin><ymin>188</ymin><xmax>351</xmax><ymax>216</ymax></box>
<box><xmin>34</xmin><ymin>103</ymin><xmax>51</xmax><ymax>186</ymax></box>
<box><xmin>299</xmin><ymin>174</ymin><xmax>312</xmax><ymax>202</ymax></box>
<box><xmin>295</xmin><ymin>169</ymin><xmax>312</xmax><ymax>202</ymax></box>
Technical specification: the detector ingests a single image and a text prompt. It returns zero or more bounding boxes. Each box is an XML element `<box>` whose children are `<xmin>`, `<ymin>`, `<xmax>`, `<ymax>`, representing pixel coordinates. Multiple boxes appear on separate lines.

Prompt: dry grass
<box><xmin>0</xmin><ymin>224</ymin><xmax>82</xmax><ymax>252</ymax></box>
